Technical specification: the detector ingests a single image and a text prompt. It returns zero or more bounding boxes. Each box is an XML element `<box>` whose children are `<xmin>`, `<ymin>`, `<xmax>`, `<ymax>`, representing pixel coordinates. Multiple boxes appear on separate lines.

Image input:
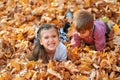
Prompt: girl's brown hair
<box><xmin>30</xmin><ymin>23</ymin><xmax>59</xmax><ymax>63</ymax></box>
<box><xmin>73</xmin><ymin>10</ymin><xmax>94</xmax><ymax>32</ymax></box>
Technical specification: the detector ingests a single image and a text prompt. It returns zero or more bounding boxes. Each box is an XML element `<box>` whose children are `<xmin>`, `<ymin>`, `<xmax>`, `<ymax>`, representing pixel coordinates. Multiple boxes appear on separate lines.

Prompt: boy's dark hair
<box><xmin>29</xmin><ymin>23</ymin><xmax>59</xmax><ymax>63</ymax></box>
<box><xmin>73</xmin><ymin>10</ymin><xmax>94</xmax><ymax>32</ymax></box>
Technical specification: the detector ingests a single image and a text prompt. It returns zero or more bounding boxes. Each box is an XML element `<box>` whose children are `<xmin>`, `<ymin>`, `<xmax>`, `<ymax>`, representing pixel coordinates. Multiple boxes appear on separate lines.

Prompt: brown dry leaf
<box><xmin>50</xmin><ymin>19</ymin><xmax>59</xmax><ymax>25</ymax></box>
<box><xmin>0</xmin><ymin>0</ymin><xmax>120</xmax><ymax>80</ymax></box>
<box><xmin>47</xmin><ymin>68</ymin><xmax>63</xmax><ymax>79</ymax></box>
<box><xmin>19</xmin><ymin>0</ymin><xmax>29</xmax><ymax>4</ymax></box>
<box><xmin>25</xmin><ymin>61</ymin><xmax>35</xmax><ymax>70</ymax></box>
<box><xmin>78</xmin><ymin>64</ymin><xmax>91</xmax><ymax>74</ymax></box>
<box><xmin>32</xmin><ymin>7</ymin><xmax>44</xmax><ymax>16</ymax></box>
<box><xmin>104</xmin><ymin>0</ymin><xmax>117</xmax><ymax>4</ymax></box>
<box><xmin>62</xmin><ymin>71</ymin><xmax>70</xmax><ymax>80</ymax></box>
<box><xmin>100</xmin><ymin>59</ymin><xmax>111</xmax><ymax>70</ymax></box>
<box><xmin>0</xmin><ymin>53</ymin><xmax>3</xmax><ymax>59</ymax></box>
<box><xmin>6</xmin><ymin>0</ymin><xmax>15</xmax><ymax>6</ymax></box>
<box><xmin>76</xmin><ymin>75</ymin><xmax>89</xmax><ymax>80</ymax></box>
<box><xmin>10</xmin><ymin>61</ymin><xmax>21</xmax><ymax>74</ymax></box>
<box><xmin>112</xmin><ymin>65</ymin><xmax>120</xmax><ymax>72</ymax></box>
<box><xmin>37</xmin><ymin>71</ymin><xmax>47</xmax><ymax>80</ymax></box>
<box><xmin>109</xmin><ymin>71</ymin><xmax>115</xmax><ymax>79</ymax></box>
<box><xmin>71</xmin><ymin>74</ymin><xmax>89</xmax><ymax>80</ymax></box>
<box><xmin>84</xmin><ymin>0</ymin><xmax>91</xmax><ymax>8</ymax></box>
<box><xmin>64</xmin><ymin>60</ymin><xmax>79</xmax><ymax>74</ymax></box>
<box><xmin>114</xmin><ymin>77</ymin><xmax>120</xmax><ymax>80</ymax></box>
<box><xmin>13</xmin><ymin>76</ymin><xmax>25</xmax><ymax>80</ymax></box>
<box><xmin>24</xmin><ymin>70</ymin><xmax>34</xmax><ymax>79</ymax></box>
<box><xmin>67</xmin><ymin>47</ymin><xmax>81</xmax><ymax>61</ymax></box>
<box><xmin>83</xmin><ymin>45</ymin><xmax>90</xmax><ymax>52</ymax></box>
<box><xmin>89</xmin><ymin>69</ymin><xmax>96</xmax><ymax>80</ymax></box>
<box><xmin>17</xmin><ymin>33</ymin><xmax>23</xmax><ymax>40</ymax></box>
<box><xmin>0</xmin><ymin>59</ymin><xmax>6</xmax><ymax>66</ymax></box>
<box><xmin>31</xmin><ymin>71</ymin><xmax>38</xmax><ymax>80</ymax></box>
<box><xmin>100</xmin><ymin>70</ymin><xmax>109</xmax><ymax>80</ymax></box>
<box><xmin>0</xmin><ymin>72</ymin><xmax>12</xmax><ymax>80</ymax></box>
<box><xmin>47</xmin><ymin>60</ymin><xmax>55</xmax><ymax>69</ymax></box>
<box><xmin>14</xmin><ymin>13</ymin><xmax>26</xmax><ymax>25</ymax></box>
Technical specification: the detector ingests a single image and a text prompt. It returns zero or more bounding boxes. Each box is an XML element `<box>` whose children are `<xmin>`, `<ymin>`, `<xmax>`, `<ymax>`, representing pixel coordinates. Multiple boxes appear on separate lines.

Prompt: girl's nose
<box><xmin>49</xmin><ymin>37</ymin><xmax>53</xmax><ymax>42</ymax></box>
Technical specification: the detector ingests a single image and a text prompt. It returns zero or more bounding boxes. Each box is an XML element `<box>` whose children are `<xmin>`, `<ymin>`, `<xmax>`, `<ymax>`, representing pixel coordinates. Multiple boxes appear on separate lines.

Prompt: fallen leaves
<box><xmin>0</xmin><ymin>0</ymin><xmax>120</xmax><ymax>80</ymax></box>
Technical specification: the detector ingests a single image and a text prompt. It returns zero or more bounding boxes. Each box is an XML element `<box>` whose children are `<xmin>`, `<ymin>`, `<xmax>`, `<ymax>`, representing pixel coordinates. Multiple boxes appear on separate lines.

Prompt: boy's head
<box><xmin>73</xmin><ymin>10</ymin><xmax>94</xmax><ymax>32</ymax></box>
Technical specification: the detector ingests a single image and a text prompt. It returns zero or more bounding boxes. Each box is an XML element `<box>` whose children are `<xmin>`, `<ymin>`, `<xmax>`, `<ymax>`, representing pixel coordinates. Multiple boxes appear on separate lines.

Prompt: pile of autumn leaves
<box><xmin>0</xmin><ymin>0</ymin><xmax>120</xmax><ymax>80</ymax></box>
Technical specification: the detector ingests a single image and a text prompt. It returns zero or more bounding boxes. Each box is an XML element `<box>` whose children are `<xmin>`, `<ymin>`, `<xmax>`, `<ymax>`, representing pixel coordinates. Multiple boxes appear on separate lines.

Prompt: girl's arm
<box><xmin>54</xmin><ymin>42</ymin><xmax>67</xmax><ymax>61</ymax></box>
<box><xmin>60</xmin><ymin>45</ymin><xmax>67</xmax><ymax>60</ymax></box>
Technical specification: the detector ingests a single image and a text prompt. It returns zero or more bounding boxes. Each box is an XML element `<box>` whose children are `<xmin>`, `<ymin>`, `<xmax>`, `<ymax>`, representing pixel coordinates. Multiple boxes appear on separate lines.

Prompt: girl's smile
<box><xmin>39</xmin><ymin>27</ymin><xmax>59</xmax><ymax>53</ymax></box>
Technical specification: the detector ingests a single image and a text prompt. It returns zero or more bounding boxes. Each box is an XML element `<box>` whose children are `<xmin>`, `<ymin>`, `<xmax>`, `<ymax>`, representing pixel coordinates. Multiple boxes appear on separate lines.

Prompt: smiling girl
<box><xmin>30</xmin><ymin>23</ymin><xmax>67</xmax><ymax>63</ymax></box>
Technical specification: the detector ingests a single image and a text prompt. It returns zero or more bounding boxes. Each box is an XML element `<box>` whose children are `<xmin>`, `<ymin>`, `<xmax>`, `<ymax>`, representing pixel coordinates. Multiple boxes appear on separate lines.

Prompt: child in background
<box><xmin>58</xmin><ymin>10</ymin><xmax>73</xmax><ymax>42</ymax></box>
<box><xmin>71</xmin><ymin>10</ymin><xmax>110</xmax><ymax>51</ymax></box>
<box><xmin>30</xmin><ymin>23</ymin><xmax>67</xmax><ymax>63</ymax></box>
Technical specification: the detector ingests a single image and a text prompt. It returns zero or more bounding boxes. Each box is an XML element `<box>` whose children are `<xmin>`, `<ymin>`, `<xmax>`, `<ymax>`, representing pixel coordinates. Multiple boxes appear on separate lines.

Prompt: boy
<box><xmin>71</xmin><ymin>10</ymin><xmax>110</xmax><ymax>51</ymax></box>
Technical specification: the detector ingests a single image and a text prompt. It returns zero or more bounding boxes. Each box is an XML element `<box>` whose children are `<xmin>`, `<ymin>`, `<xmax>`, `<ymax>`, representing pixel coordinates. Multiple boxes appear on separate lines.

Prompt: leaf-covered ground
<box><xmin>0</xmin><ymin>0</ymin><xmax>120</xmax><ymax>80</ymax></box>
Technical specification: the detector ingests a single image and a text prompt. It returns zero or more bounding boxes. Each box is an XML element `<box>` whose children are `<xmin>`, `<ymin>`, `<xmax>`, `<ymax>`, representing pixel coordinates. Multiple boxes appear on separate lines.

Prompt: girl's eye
<box><xmin>44</xmin><ymin>36</ymin><xmax>49</xmax><ymax>39</ymax></box>
<box><xmin>52</xmin><ymin>35</ymin><xmax>57</xmax><ymax>38</ymax></box>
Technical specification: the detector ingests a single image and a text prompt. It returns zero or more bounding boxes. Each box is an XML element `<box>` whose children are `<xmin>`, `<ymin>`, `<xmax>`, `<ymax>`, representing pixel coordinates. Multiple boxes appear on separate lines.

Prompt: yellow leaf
<box><xmin>13</xmin><ymin>77</ymin><xmax>23</xmax><ymax>80</ymax></box>
<box><xmin>113</xmin><ymin>24</ymin><xmax>119</xmax><ymax>31</ymax></box>
<box><xmin>83</xmin><ymin>45</ymin><xmax>90</xmax><ymax>52</ymax></box>
<box><xmin>10</xmin><ymin>60</ymin><xmax>21</xmax><ymax>73</ymax></box>
<box><xmin>78</xmin><ymin>65</ymin><xmax>92</xmax><ymax>73</ymax></box>
<box><xmin>17</xmin><ymin>33</ymin><xmax>23</xmax><ymax>40</ymax></box>
<box><xmin>79</xmin><ymin>75</ymin><xmax>89</xmax><ymax>80</ymax></box>
<box><xmin>19</xmin><ymin>0</ymin><xmax>29</xmax><ymax>4</ymax></box>
<box><xmin>84</xmin><ymin>0</ymin><xmax>91</xmax><ymax>8</ymax></box>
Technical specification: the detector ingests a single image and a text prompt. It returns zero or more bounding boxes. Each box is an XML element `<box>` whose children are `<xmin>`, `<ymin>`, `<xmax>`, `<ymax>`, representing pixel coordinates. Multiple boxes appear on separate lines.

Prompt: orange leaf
<box><xmin>25</xmin><ymin>70</ymin><xmax>34</xmax><ymax>79</ymax></box>
<box><xmin>19</xmin><ymin>0</ymin><xmax>29</xmax><ymax>4</ymax></box>
<box><xmin>113</xmin><ymin>24</ymin><xmax>119</xmax><ymax>31</ymax></box>
<box><xmin>79</xmin><ymin>75</ymin><xmax>89</xmax><ymax>80</ymax></box>
<box><xmin>78</xmin><ymin>65</ymin><xmax>92</xmax><ymax>73</ymax></box>
<box><xmin>26</xmin><ymin>61</ymin><xmax>35</xmax><ymax>69</ymax></box>
<box><xmin>17</xmin><ymin>33</ymin><xmax>23</xmax><ymax>40</ymax></box>
<box><xmin>13</xmin><ymin>77</ymin><xmax>23</xmax><ymax>80</ymax></box>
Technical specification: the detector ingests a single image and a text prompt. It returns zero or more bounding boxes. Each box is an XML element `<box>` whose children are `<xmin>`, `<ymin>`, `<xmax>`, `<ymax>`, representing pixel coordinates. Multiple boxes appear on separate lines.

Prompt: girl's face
<box><xmin>79</xmin><ymin>30</ymin><xmax>90</xmax><ymax>38</ymax></box>
<box><xmin>39</xmin><ymin>28</ymin><xmax>59</xmax><ymax>52</ymax></box>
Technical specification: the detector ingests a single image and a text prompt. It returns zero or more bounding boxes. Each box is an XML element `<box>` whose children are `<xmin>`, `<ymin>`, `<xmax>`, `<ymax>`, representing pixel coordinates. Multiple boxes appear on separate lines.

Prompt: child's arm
<box><xmin>55</xmin><ymin>42</ymin><xmax>67</xmax><ymax>61</ymax></box>
<box><xmin>71</xmin><ymin>31</ymin><xmax>81</xmax><ymax>48</ymax></box>
<box><xmin>94</xmin><ymin>28</ymin><xmax>106</xmax><ymax>51</ymax></box>
<box><xmin>93</xmin><ymin>20</ymin><xmax>107</xmax><ymax>51</ymax></box>
<box><xmin>60</xmin><ymin>47</ymin><xmax>67</xmax><ymax>61</ymax></box>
